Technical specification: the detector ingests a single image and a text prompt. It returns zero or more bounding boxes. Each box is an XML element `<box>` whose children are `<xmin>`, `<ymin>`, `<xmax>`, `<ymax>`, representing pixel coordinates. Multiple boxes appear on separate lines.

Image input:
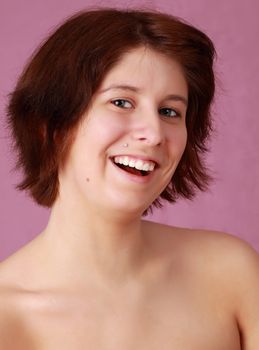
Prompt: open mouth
<box><xmin>115</xmin><ymin>162</ymin><xmax>150</xmax><ymax>176</ymax></box>
<box><xmin>111</xmin><ymin>157</ymin><xmax>156</xmax><ymax>177</ymax></box>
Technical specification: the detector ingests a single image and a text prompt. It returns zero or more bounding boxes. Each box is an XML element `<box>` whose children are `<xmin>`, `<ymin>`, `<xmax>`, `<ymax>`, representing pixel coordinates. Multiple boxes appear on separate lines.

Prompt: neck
<box><xmin>41</xmin><ymin>198</ymin><xmax>150</xmax><ymax>289</ymax></box>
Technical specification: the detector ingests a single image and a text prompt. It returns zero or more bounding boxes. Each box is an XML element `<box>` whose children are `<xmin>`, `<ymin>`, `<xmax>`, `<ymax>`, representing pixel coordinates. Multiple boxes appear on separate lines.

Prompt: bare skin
<box><xmin>1</xmin><ymin>48</ymin><xmax>259</xmax><ymax>349</ymax></box>
<box><xmin>1</xmin><ymin>220</ymin><xmax>258</xmax><ymax>350</ymax></box>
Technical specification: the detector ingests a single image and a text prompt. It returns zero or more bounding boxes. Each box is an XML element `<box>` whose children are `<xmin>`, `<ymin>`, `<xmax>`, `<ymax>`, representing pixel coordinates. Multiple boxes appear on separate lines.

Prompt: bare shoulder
<box><xmin>0</xmin><ymin>296</ymin><xmax>36</xmax><ymax>349</ymax></box>
<box><xmin>145</xmin><ymin>220</ymin><xmax>259</xmax><ymax>348</ymax></box>
<box><xmin>0</xmin><ymin>240</ymin><xmax>43</xmax><ymax>348</ymax></box>
<box><xmin>192</xmin><ymin>228</ymin><xmax>259</xmax><ymax>349</ymax></box>
<box><xmin>144</xmin><ymin>219</ymin><xmax>259</xmax><ymax>266</ymax></box>
<box><xmin>0</xmin><ymin>275</ymin><xmax>23</xmax><ymax>348</ymax></box>
<box><xmin>144</xmin><ymin>220</ymin><xmax>259</xmax><ymax>302</ymax></box>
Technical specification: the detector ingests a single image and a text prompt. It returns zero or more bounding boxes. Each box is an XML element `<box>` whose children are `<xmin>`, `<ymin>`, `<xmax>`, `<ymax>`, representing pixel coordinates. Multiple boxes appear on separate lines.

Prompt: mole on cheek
<box><xmin>86</xmin><ymin>178</ymin><xmax>90</xmax><ymax>182</ymax></box>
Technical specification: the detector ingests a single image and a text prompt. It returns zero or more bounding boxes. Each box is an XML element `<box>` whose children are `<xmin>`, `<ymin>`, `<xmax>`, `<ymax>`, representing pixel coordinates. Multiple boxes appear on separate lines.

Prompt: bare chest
<box><xmin>15</xmin><ymin>286</ymin><xmax>241</xmax><ymax>350</ymax></box>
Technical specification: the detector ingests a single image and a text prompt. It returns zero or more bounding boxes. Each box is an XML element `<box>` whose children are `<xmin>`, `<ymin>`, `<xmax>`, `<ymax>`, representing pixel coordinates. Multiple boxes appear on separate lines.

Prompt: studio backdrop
<box><xmin>0</xmin><ymin>0</ymin><xmax>258</xmax><ymax>260</ymax></box>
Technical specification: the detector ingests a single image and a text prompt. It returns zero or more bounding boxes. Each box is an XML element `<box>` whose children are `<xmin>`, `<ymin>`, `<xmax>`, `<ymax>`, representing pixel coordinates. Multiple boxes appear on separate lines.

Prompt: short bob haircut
<box><xmin>7</xmin><ymin>8</ymin><xmax>216</xmax><ymax>213</ymax></box>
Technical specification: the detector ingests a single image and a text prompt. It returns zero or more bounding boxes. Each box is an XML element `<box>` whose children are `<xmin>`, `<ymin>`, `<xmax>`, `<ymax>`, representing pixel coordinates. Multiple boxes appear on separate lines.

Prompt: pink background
<box><xmin>0</xmin><ymin>0</ymin><xmax>258</xmax><ymax>261</ymax></box>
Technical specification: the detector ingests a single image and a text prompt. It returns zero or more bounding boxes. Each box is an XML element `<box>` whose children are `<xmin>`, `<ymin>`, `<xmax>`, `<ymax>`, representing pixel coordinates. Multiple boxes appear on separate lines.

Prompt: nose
<box><xmin>131</xmin><ymin>108</ymin><xmax>164</xmax><ymax>147</ymax></box>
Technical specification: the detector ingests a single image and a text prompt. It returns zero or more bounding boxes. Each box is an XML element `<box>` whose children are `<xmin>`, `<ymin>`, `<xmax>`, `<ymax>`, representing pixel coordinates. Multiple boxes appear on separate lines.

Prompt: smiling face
<box><xmin>58</xmin><ymin>47</ymin><xmax>188</xmax><ymax>215</ymax></box>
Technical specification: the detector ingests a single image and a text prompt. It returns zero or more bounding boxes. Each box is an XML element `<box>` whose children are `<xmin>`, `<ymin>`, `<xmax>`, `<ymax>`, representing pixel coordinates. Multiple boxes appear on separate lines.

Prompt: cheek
<box><xmin>88</xmin><ymin>113</ymin><xmax>129</xmax><ymax>144</ymax></box>
<box><xmin>179</xmin><ymin>127</ymin><xmax>188</xmax><ymax>153</ymax></box>
<box><xmin>166</xmin><ymin>126</ymin><xmax>188</xmax><ymax>157</ymax></box>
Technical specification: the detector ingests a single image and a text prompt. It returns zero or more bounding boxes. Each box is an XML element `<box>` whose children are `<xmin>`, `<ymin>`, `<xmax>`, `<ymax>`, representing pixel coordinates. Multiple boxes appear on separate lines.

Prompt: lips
<box><xmin>110</xmin><ymin>155</ymin><xmax>159</xmax><ymax>177</ymax></box>
<box><xmin>114</xmin><ymin>162</ymin><xmax>149</xmax><ymax>177</ymax></box>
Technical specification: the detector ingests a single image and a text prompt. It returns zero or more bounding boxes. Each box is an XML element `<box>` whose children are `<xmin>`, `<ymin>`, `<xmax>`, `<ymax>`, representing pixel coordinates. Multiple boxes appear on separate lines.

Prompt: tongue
<box><xmin>117</xmin><ymin>163</ymin><xmax>144</xmax><ymax>176</ymax></box>
<box><xmin>124</xmin><ymin>166</ymin><xmax>143</xmax><ymax>176</ymax></box>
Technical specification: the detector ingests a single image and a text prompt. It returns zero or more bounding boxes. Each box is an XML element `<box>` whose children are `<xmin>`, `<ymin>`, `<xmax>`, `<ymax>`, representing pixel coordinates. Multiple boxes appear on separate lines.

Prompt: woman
<box><xmin>0</xmin><ymin>8</ymin><xmax>258</xmax><ymax>349</ymax></box>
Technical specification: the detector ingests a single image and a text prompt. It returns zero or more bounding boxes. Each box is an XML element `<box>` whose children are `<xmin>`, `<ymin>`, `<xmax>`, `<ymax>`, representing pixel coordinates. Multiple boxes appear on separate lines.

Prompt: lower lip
<box><xmin>110</xmin><ymin>159</ymin><xmax>156</xmax><ymax>184</ymax></box>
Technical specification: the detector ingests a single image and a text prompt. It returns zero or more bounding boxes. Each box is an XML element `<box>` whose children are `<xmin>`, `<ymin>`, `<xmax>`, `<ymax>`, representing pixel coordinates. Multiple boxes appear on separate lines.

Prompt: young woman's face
<box><xmin>58</xmin><ymin>47</ymin><xmax>188</xmax><ymax>215</ymax></box>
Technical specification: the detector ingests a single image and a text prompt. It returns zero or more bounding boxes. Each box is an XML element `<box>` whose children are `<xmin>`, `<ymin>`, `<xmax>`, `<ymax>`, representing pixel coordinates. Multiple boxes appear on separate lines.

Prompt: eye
<box><xmin>159</xmin><ymin>107</ymin><xmax>181</xmax><ymax>119</ymax></box>
<box><xmin>111</xmin><ymin>99</ymin><xmax>133</xmax><ymax>109</ymax></box>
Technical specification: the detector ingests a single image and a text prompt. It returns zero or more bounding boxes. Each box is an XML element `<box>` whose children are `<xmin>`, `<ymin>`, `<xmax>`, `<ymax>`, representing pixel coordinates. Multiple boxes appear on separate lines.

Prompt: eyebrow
<box><xmin>99</xmin><ymin>84</ymin><xmax>188</xmax><ymax>107</ymax></box>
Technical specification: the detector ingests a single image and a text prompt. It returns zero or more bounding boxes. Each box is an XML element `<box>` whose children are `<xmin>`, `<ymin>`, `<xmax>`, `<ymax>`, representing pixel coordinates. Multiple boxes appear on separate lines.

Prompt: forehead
<box><xmin>98</xmin><ymin>47</ymin><xmax>188</xmax><ymax>98</ymax></box>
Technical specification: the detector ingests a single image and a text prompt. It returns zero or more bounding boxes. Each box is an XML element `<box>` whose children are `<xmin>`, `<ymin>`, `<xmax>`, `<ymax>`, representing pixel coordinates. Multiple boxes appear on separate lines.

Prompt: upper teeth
<box><xmin>114</xmin><ymin>156</ymin><xmax>156</xmax><ymax>172</ymax></box>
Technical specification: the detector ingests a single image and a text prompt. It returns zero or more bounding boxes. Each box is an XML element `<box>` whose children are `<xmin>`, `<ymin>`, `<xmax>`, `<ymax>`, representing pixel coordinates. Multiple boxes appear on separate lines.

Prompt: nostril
<box><xmin>135</xmin><ymin>130</ymin><xmax>163</xmax><ymax>147</ymax></box>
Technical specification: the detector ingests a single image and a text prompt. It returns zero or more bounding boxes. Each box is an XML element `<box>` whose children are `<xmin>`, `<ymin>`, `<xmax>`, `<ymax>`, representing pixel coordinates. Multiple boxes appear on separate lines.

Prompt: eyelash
<box><xmin>159</xmin><ymin>107</ymin><xmax>180</xmax><ymax>118</ymax></box>
<box><xmin>111</xmin><ymin>99</ymin><xmax>133</xmax><ymax>109</ymax></box>
<box><xmin>111</xmin><ymin>99</ymin><xmax>181</xmax><ymax>119</ymax></box>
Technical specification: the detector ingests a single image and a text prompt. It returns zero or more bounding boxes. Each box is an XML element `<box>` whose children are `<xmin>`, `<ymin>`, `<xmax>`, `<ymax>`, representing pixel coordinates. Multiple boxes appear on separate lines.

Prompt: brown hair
<box><xmin>7</xmin><ymin>8</ymin><xmax>216</xmax><ymax>212</ymax></box>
